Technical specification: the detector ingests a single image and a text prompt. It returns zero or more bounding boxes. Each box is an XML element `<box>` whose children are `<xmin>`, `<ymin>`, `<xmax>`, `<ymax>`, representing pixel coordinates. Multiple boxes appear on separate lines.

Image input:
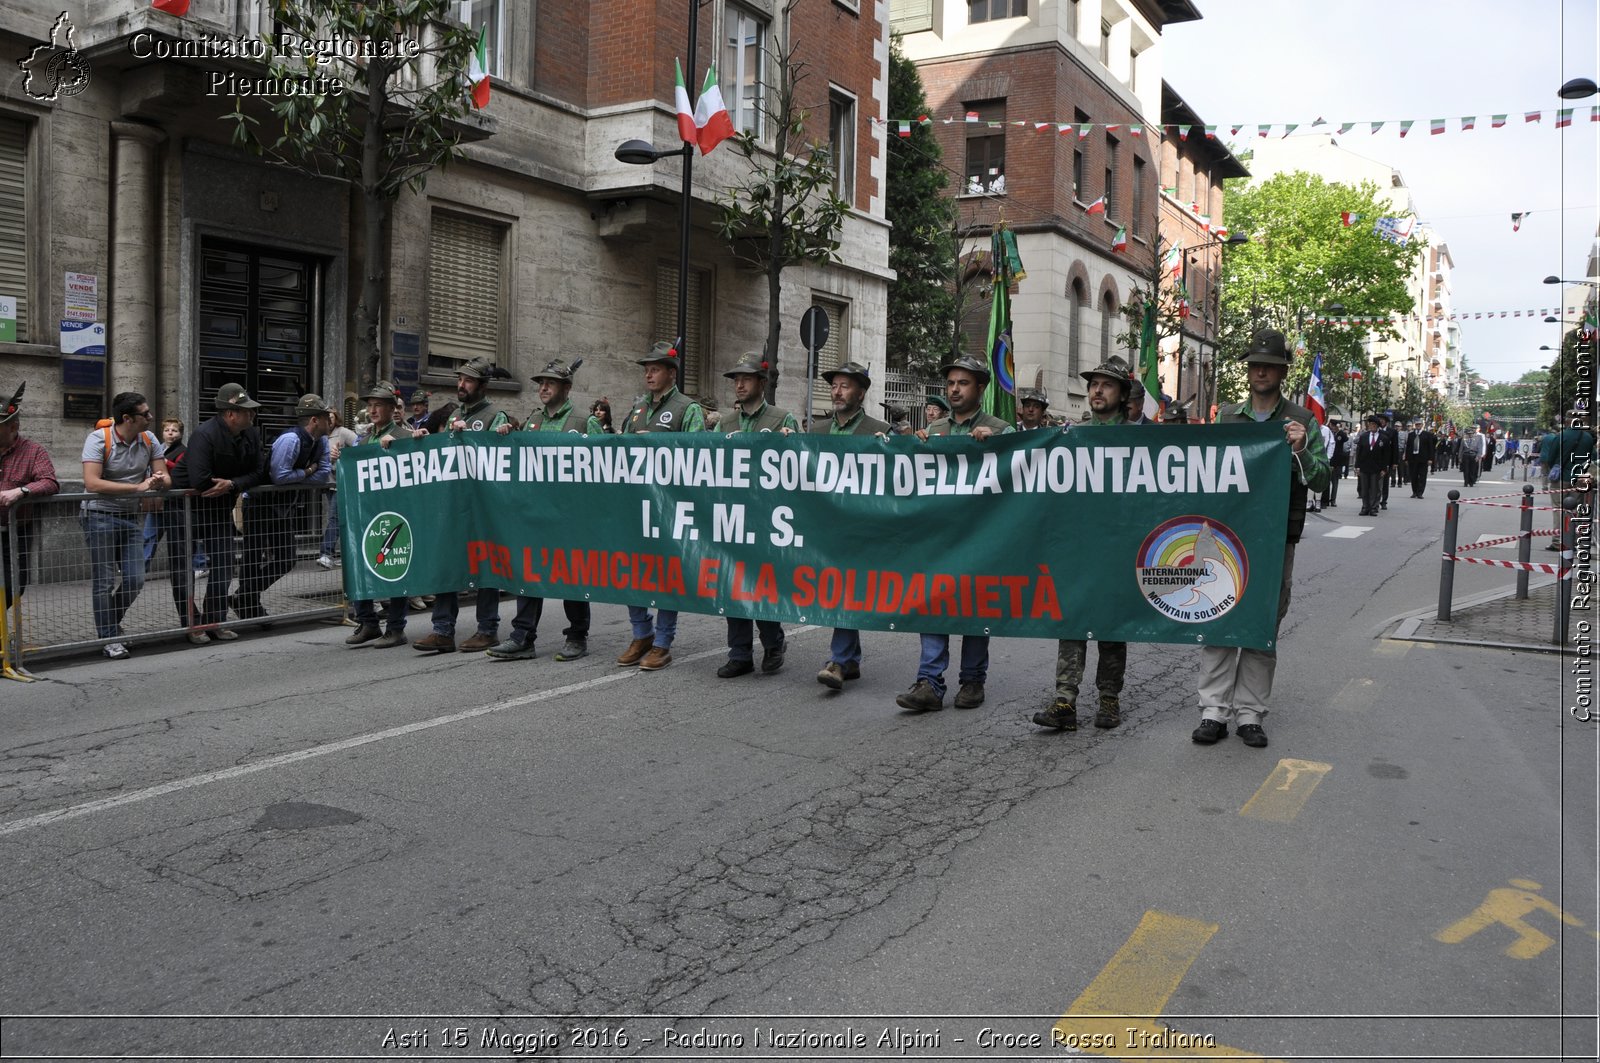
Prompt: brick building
<box><xmin>894</xmin><ymin>0</ymin><xmax>1226</xmax><ymax>421</ymax></box>
<box><xmin>0</xmin><ymin>0</ymin><xmax>890</xmax><ymax>460</ymax></box>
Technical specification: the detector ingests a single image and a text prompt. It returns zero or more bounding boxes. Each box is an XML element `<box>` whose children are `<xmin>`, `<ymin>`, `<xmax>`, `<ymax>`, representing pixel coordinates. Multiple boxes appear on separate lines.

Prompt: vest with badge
<box><xmin>360</xmin><ymin>420</ymin><xmax>407</xmax><ymax>446</ymax></box>
<box><xmin>1218</xmin><ymin>398</ymin><xmax>1318</xmax><ymax>544</ymax></box>
<box><xmin>454</xmin><ymin>396</ymin><xmax>508</xmax><ymax>432</ymax></box>
<box><xmin>526</xmin><ymin>402</ymin><xmax>587</xmax><ymax>433</ymax></box>
<box><xmin>725</xmin><ymin>401</ymin><xmax>794</xmax><ymax>435</ymax></box>
<box><xmin>812</xmin><ymin>408</ymin><xmax>889</xmax><ymax>436</ymax></box>
<box><xmin>623</xmin><ymin>388</ymin><xmax>696</xmax><ymax>434</ymax></box>
<box><xmin>926</xmin><ymin>410</ymin><xmax>1011</xmax><ymax>436</ymax></box>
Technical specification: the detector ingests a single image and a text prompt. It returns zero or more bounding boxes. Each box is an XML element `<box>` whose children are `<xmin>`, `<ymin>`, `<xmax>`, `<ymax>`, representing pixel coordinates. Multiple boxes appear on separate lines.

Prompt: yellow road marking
<box><xmin>1374</xmin><ymin>639</ymin><xmax>1413</xmax><ymax>657</ymax></box>
<box><xmin>1435</xmin><ymin>879</ymin><xmax>1588</xmax><ymax>959</ymax></box>
<box><xmin>1054</xmin><ymin>911</ymin><xmax>1285</xmax><ymax>1061</ymax></box>
<box><xmin>1239</xmin><ymin>759</ymin><xmax>1333</xmax><ymax>823</ymax></box>
<box><xmin>1332</xmin><ymin>676</ymin><xmax>1379</xmax><ymax>711</ymax></box>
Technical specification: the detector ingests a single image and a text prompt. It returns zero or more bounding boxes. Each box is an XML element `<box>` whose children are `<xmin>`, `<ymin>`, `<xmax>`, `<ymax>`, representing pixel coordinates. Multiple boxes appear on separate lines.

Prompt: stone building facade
<box><xmin>0</xmin><ymin>0</ymin><xmax>890</xmax><ymax>461</ymax></box>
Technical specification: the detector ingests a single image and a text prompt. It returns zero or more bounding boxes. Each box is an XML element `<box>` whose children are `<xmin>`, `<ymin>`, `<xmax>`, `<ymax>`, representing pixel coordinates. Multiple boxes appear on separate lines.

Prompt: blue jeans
<box><xmin>320</xmin><ymin>495</ymin><xmax>339</xmax><ymax>556</ymax></box>
<box><xmin>353</xmin><ymin>596</ymin><xmax>408</xmax><ymax>632</ymax></box>
<box><xmin>829</xmin><ymin>628</ymin><xmax>862</xmax><ymax>667</ymax></box>
<box><xmin>628</xmin><ymin>606</ymin><xmax>677</xmax><ymax>648</ymax></box>
<box><xmin>916</xmin><ymin>633</ymin><xmax>990</xmax><ymax>699</ymax></box>
<box><xmin>510</xmin><ymin>595</ymin><xmax>590</xmax><ymax>645</ymax></box>
<box><xmin>432</xmin><ymin>590</ymin><xmax>501</xmax><ymax>638</ymax></box>
<box><xmin>82</xmin><ymin>511</ymin><xmax>146</xmax><ymax>639</ymax></box>
<box><xmin>726</xmin><ymin>618</ymin><xmax>783</xmax><ymax>661</ymax></box>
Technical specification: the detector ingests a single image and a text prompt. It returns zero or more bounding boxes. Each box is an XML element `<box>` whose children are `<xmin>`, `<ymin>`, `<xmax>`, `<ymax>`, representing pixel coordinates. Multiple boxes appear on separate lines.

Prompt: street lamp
<box><xmin>1557</xmin><ymin>77</ymin><xmax>1598</xmax><ymax>99</ymax></box>
<box><xmin>1544</xmin><ymin>274</ymin><xmax>1600</xmax><ymax>288</ymax></box>
<box><xmin>613</xmin><ymin>12</ymin><xmax>703</xmax><ymax>392</ymax></box>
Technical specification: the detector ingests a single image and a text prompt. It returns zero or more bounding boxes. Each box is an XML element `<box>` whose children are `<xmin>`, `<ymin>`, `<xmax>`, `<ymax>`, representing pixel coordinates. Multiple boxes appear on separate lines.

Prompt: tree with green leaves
<box><xmin>1216</xmin><ymin>172</ymin><xmax>1424</xmax><ymax>407</ymax></box>
<box><xmin>713</xmin><ymin>0</ymin><xmax>849</xmax><ymax>401</ymax></box>
<box><xmin>224</xmin><ymin>0</ymin><xmax>485</xmax><ymax>388</ymax></box>
<box><xmin>884</xmin><ymin>37</ymin><xmax>955</xmax><ymax>376</ymax></box>
<box><xmin>1542</xmin><ymin>322</ymin><xmax>1596</xmax><ymax>427</ymax></box>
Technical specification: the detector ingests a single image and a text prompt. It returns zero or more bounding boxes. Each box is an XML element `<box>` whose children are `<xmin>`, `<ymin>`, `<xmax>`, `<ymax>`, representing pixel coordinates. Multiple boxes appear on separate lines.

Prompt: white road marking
<box><xmin>0</xmin><ymin>628</ymin><xmax>817</xmax><ymax>838</ymax></box>
<box><xmin>1324</xmin><ymin>526</ymin><xmax>1372</xmax><ymax>539</ymax></box>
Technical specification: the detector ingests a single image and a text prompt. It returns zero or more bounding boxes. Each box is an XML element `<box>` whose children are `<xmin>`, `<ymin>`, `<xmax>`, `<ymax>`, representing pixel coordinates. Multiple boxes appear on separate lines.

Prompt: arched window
<box><xmin>1069</xmin><ymin>278</ymin><xmax>1088</xmax><ymax>379</ymax></box>
<box><xmin>1100</xmin><ymin>291</ymin><xmax>1118</xmax><ymax>364</ymax></box>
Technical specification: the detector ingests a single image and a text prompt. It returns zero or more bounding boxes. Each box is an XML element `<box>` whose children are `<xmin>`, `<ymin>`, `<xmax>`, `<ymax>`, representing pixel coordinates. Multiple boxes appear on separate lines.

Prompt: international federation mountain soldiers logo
<box><xmin>362</xmin><ymin>512</ymin><xmax>413</xmax><ymax>582</ymax></box>
<box><xmin>1135</xmin><ymin>517</ymin><xmax>1249</xmax><ymax>623</ymax></box>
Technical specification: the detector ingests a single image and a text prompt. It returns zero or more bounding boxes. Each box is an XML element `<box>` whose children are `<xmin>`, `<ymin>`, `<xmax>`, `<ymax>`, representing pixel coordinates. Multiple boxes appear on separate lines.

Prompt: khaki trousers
<box><xmin>1198</xmin><ymin>541</ymin><xmax>1296</xmax><ymax>727</ymax></box>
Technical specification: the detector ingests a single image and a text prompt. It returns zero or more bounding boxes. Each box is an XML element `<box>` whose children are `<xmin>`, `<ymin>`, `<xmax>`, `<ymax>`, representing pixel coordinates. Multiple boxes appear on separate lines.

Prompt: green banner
<box><xmin>339</xmin><ymin>426</ymin><xmax>1291</xmax><ymax>648</ymax></box>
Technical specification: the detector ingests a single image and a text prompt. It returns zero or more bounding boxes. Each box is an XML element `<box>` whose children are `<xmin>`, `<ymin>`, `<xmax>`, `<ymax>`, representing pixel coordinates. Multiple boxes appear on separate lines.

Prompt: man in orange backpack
<box><xmin>80</xmin><ymin>392</ymin><xmax>168</xmax><ymax>659</ymax></box>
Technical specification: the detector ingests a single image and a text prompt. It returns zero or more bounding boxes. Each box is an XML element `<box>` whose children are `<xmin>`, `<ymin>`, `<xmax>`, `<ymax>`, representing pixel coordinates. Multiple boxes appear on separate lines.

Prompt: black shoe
<box><xmin>953</xmin><ymin>681</ymin><xmax>985</xmax><ymax>709</ymax></box>
<box><xmin>1032</xmin><ymin>698</ymin><xmax>1077</xmax><ymax>731</ymax></box>
<box><xmin>717</xmin><ymin>658</ymin><xmax>755</xmax><ymax>678</ymax></box>
<box><xmin>760</xmin><ymin>642</ymin><xmax>786</xmax><ymax>674</ymax></box>
<box><xmin>1237</xmin><ymin>724</ymin><xmax>1269</xmax><ymax>748</ymax></box>
<box><xmin>554</xmin><ymin>638</ymin><xmax>588</xmax><ymax>661</ymax></box>
<box><xmin>1192</xmin><ymin>719</ymin><xmax>1228</xmax><ymax>744</ymax></box>
<box><xmin>1380</xmin><ymin>503</ymin><xmax>1387</xmax><ymax>510</ymax></box>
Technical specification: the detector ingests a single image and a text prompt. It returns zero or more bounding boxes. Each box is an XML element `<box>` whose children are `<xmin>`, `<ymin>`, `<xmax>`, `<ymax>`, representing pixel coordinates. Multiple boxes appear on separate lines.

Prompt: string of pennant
<box><xmin>874</xmin><ymin>107</ymin><xmax>1600</xmax><ymax>139</ymax></box>
<box><xmin>1303</xmin><ymin>308</ymin><xmax>1592</xmax><ymax>325</ymax></box>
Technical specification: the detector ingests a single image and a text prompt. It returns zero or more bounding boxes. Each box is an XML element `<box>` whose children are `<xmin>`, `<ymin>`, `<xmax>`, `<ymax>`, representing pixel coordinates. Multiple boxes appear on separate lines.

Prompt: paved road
<box><xmin>2</xmin><ymin>466</ymin><xmax>1592</xmax><ymax>1061</ymax></box>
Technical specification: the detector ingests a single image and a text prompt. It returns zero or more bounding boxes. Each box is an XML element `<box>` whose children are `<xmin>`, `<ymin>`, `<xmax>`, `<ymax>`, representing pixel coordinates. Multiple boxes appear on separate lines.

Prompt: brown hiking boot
<box><xmin>616</xmin><ymin>636</ymin><xmax>653</xmax><ymax>666</ymax></box>
<box><xmin>344</xmin><ymin>623</ymin><xmax>382</xmax><ymax>646</ymax></box>
<box><xmin>953</xmin><ymin>682</ymin><xmax>986</xmax><ymax>709</ymax></box>
<box><xmin>413</xmin><ymin>632</ymin><xmax>456</xmax><ymax>653</ymax></box>
<box><xmin>1032</xmin><ymin>698</ymin><xmax>1078</xmax><ymax>731</ymax></box>
<box><xmin>1094</xmin><ymin>693</ymin><xmax>1122</xmax><ymax>729</ymax></box>
<box><xmin>372</xmin><ymin>630</ymin><xmax>407</xmax><ymax>649</ymax></box>
<box><xmin>459</xmin><ymin>631</ymin><xmax>497</xmax><ymax>652</ymax></box>
<box><xmin>638</xmin><ymin>646</ymin><xmax>672</xmax><ymax>671</ymax></box>
<box><xmin>895</xmin><ymin>680</ymin><xmax>944</xmax><ymax>713</ymax></box>
<box><xmin>817</xmin><ymin>661</ymin><xmax>845</xmax><ymax>689</ymax></box>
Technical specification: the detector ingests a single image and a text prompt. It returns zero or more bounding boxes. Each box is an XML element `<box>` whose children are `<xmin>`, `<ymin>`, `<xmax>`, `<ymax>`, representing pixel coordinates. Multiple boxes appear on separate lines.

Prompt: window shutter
<box><xmin>809</xmin><ymin>298</ymin><xmax>848</xmax><ymax>408</ymax></box>
<box><xmin>891</xmin><ymin>0</ymin><xmax>932</xmax><ymax>32</ymax></box>
<box><xmin>654</xmin><ymin>262</ymin><xmax>708</xmax><ymax>396</ymax></box>
<box><xmin>0</xmin><ymin>118</ymin><xmax>29</xmax><ymax>342</ymax></box>
<box><xmin>428</xmin><ymin>211</ymin><xmax>503</xmax><ymax>367</ymax></box>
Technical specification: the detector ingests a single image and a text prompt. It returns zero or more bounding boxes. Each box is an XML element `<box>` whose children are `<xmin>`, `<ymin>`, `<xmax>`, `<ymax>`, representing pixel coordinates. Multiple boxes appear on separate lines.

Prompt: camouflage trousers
<box><xmin>1054</xmin><ymin>639</ymin><xmax>1127</xmax><ymax>703</ymax></box>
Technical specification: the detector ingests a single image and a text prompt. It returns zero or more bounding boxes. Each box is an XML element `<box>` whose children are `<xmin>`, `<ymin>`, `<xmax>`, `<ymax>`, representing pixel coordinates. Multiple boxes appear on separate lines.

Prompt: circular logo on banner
<box><xmin>362</xmin><ymin>511</ymin><xmax>414</xmax><ymax>583</ymax></box>
<box><xmin>1134</xmin><ymin>517</ymin><xmax>1249</xmax><ymax>624</ymax></box>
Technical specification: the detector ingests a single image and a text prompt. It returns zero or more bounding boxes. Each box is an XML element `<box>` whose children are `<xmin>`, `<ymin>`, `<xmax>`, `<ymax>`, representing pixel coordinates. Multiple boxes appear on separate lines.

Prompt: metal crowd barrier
<box><xmin>1437</xmin><ymin>484</ymin><xmax>1580</xmax><ymax>644</ymax></box>
<box><xmin>2</xmin><ymin>484</ymin><xmax>347</xmax><ymax>676</ymax></box>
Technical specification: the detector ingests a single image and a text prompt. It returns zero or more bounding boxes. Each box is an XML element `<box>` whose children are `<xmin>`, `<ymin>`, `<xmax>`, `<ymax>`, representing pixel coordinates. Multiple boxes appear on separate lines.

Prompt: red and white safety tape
<box><xmin>1457</xmin><ymin>499</ymin><xmax>1563</xmax><ymax>510</ymax></box>
<box><xmin>1442</xmin><ymin>552</ymin><xmax>1570</xmax><ymax>577</ymax></box>
<box><xmin>1456</xmin><ymin>533</ymin><xmax>1531</xmax><ymax>552</ymax></box>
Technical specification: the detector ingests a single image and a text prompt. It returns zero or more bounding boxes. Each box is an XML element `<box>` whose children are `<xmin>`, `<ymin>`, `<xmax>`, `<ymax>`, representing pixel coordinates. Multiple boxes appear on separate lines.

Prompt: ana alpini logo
<box><xmin>19</xmin><ymin>12</ymin><xmax>92</xmax><ymax>102</ymax></box>
<box><xmin>362</xmin><ymin>512</ymin><xmax>413</xmax><ymax>582</ymax></box>
<box><xmin>1135</xmin><ymin>516</ymin><xmax>1249</xmax><ymax>624</ymax></box>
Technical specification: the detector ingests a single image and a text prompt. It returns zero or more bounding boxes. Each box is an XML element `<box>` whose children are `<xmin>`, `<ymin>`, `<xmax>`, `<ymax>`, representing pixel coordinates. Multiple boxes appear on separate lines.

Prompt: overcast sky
<box><xmin>1162</xmin><ymin>0</ymin><xmax>1599</xmax><ymax>383</ymax></box>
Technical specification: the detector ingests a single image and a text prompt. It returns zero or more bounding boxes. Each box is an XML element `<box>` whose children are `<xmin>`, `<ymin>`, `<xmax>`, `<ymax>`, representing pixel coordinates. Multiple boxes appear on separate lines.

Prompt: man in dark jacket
<box><xmin>1353</xmin><ymin>413</ymin><xmax>1394</xmax><ymax>517</ymax></box>
<box><xmin>1405</xmin><ymin>420</ymin><xmax>1437</xmax><ymax>498</ymax></box>
<box><xmin>178</xmin><ymin>383</ymin><xmax>267</xmax><ymax>637</ymax></box>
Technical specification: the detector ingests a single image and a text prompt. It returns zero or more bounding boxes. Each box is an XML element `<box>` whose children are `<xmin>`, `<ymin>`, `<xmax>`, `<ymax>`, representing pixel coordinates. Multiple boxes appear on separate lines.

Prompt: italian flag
<box><xmin>675</xmin><ymin>59</ymin><xmax>697</xmax><ymax>144</ymax></box>
<box><xmin>467</xmin><ymin>27</ymin><xmax>490</xmax><ymax>109</ymax></box>
<box><xmin>151</xmin><ymin>0</ymin><xmax>191</xmax><ymax>15</ymax></box>
<box><xmin>692</xmin><ymin>65</ymin><xmax>734</xmax><ymax>154</ymax></box>
<box><xmin>1111</xmin><ymin>226</ymin><xmax>1127</xmax><ymax>252</ymax></box>
<box><xmin>1084</xmin><ymin>195</ymin><xmax>1106</xmax><ymax>215</ymax></box>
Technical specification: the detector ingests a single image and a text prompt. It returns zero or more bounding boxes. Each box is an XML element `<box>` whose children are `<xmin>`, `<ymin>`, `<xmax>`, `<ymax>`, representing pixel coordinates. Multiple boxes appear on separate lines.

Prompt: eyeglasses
<box><xmin>135</xmin><ymin>409</ymin><xmax>153</xmax><ymax>418</ymax></box>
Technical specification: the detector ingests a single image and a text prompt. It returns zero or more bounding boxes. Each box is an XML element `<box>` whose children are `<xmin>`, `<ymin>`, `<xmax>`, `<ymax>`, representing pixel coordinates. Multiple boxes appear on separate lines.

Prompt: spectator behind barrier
<box><xmin>80</xmin><ymin>391</ymin><xmax>168</xmax><ymax>659</ymax></box>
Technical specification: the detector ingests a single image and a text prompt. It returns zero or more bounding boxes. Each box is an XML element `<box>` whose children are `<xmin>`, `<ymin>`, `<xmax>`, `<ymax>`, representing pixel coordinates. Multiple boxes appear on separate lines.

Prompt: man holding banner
<box><xmin>717</xmin><ymin>354</ymin><xmax>797</xmax><ymax>678</ymax></box>
<box><xmin>1035</xmin><ymin>359</ymin><xmax>1133</xmax><ymax>732</ymax></box>
<box><xmin>898</xmin><ymin>354</ymin><xmax>1012</xmax><ymax>713</ymax></box>
<box><xmin>617</xmin><ymin>341</ymin><xmax>707</xmax><ymax>671</ymax></box>
<box><xmin>485</xmin><ymin>358</ymin><xmax>595</xmax><ymax>662</ymax></box>
<box><xmin>1192</xmin><ymin>329</ymin><xmax>1327</xmax><ymax>749</ymax></box>
<box><xmin>346</xmin><ymin>380</ymin><xmax>419</xmax><ymax>649</ymax></box>
<box><xmin>813</xmin><ymin>361</ymin><xmax>889</xmax><ymax>691</ymax></box>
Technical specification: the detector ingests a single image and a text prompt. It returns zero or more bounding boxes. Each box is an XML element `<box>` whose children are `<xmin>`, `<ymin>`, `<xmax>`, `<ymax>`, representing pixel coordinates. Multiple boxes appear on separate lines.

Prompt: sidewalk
<box><xmin>1389</xmin><ymin>578</ymin><xmax>1567</xmax><ymax>654</ymax></box>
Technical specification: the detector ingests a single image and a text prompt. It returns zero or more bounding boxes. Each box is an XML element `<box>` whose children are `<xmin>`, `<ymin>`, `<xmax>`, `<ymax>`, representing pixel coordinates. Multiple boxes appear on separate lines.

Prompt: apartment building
<box><xmin>893</xmin><ymin>0</ymin><xmax>1219</xmax><ymax>420</ymax></box>
<box><xmin>0</xmin><ymin>0</ymin><xmax>890</xmax><ymax>456</ymax></box>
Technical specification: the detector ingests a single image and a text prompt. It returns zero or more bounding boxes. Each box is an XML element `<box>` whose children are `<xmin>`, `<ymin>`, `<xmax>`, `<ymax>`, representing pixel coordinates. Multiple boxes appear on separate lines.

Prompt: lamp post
<box><xmin>1176</xmin><ymin>232</ymin><xmax>1249</xmax><ymax>418</ymax></box>
<box><xmin>614</xmin><ymin>11</ymin><xmax>703</xmax><ymax>392</ymax></box>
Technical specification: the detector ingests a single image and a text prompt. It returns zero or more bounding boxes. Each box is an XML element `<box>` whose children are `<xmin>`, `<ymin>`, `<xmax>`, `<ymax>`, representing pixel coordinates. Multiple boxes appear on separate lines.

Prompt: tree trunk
<box><xmin>353</xmin><ymin>60</ymin><xmax>392</xmax><ymax>391</ymax></box>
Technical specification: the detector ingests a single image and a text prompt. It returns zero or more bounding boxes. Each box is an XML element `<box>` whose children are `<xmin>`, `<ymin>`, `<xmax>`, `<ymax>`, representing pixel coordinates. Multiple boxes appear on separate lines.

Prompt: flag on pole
<box><xmin>152</xmin><ymin>0</ymin><xmax>191</xmax><ymax>15</ymax></box>
<box><xmin>1111</xmin><ymin>226</ymin><xmax>1127</xmax><ymax>252</ymax></box>
<box><xmin>674</xmin><ymin>59</ymin><xmax>696</xmax><ymax>143</ymax></box>
<box><xmin>693</xmin><ymin>65</ymin><xmax>734</xmax><ymax>154</ymax></box>
<box><xmin>1138</xmin><ymin>302</ymin><xmax>1162</xmax><ymax>421</ymax></box>
<box><xmin>980</xmin><ymin>229</ymin><xmax>1021</xmax><ymax>425</ymax></box>
<box><xmin>1306</xmin><ymin>352</ymin><xmax>1328</xmax><ymax>425</ymax></box>
<box><xmin>1084</xmin><ymin>196</ymin><xmax>1106</xmax><ymax>215</ymax></box>
<box><xmin>467</xmin><ymin>27</ymin><xmax>491</xmax><ymax>109</ymax></box>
